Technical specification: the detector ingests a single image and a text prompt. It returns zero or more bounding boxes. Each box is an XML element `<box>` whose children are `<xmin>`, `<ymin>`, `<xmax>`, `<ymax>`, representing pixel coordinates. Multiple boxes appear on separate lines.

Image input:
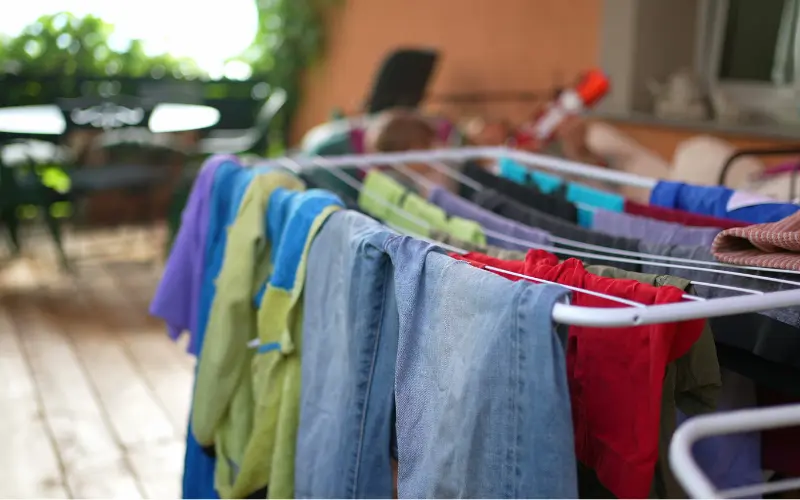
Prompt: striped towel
<box><xmin>712</xmin><ymin>211</ymin><xmax>800</xmax><ymax>270</ymax></box>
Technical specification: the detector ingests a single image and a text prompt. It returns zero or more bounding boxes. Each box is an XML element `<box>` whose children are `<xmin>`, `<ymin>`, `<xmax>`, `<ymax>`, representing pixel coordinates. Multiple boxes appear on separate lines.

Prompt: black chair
<box><xmin>363</xmin><ymin>48</ymin><xmax>439</xmax><ymax>114</ymax></box>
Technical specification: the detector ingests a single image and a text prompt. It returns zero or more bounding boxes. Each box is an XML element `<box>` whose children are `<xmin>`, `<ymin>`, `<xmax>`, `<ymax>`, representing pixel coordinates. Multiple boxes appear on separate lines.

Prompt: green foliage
<box><xmin>0</xmin><ymin>12</ymin><xmax>201</xmax><ymax>79</ymax></box>
<box><xmin>237</xmin><ymin>0</ymin><xmax>345</xmax><ymax>146</ymax></box>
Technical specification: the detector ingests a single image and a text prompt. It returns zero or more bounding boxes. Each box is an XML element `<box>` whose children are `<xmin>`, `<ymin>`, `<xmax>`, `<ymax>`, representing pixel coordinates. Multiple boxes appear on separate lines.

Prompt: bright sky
<box><xmin>0</xmin><ymin>0</ymin><xmax>259</xmax><ymax>79</ymax></box>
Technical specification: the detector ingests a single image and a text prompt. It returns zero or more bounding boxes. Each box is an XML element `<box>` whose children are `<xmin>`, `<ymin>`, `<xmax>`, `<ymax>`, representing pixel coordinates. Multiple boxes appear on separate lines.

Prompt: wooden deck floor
<box><xmin>0</xmin><ymin>226</ymin><xmax>193</xmax><ymax>498</ymax></box>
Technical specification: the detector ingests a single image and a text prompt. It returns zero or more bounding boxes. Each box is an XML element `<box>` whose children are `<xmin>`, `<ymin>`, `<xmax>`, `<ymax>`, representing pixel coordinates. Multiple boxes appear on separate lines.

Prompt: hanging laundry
<box><xmin>592</xmin><ymin>208</ymin><xmax>722</xmax><ymax>247</ymax></box>
<box><xmin>460</xmin><ymin>160</ymin><xmax>579</xmax><ymax>223</ymax></box>
<box><xmin>452</xmin><ymin>250</ymin><xmax>705</xmax><ymax>499</ymax></box>
<box><xmin>191</xmin><ymin>170</ymin><xmax>305</xmax><ymax>498</ymax></box>
<box><xmin>625</xmin><ymin>198</ymin><xmax>748</xmax><ymax>229</ymax></box>
<box><xmin>651</xmin><ymin>181</ymin><xmax>800</xmax><ymax>224</ymax></box>
<box><xmin>150</xmin><ymin>155</ymin><xmax>261</xmax><ymax>500</ymax></box>
<box><xmin>295</xmin><ymin>210</ymin><xmax>400</xmax><ymax>499</ymax></box>
<box><xmin>497</xmin><ymin>157</ymin><xmax>625</xmax><ymax>226</ymax></box>
<box><xmin>150</xmin><ymin>154</ymin><xmax>239</xmax><ymax>355</ymax></box>
<box><xmin>358</xmin><ymin>170</ymin><xmax>488</xmax><ymax>245</ymax></box>
<box><xmin>230</xmin><ymin>188</ymin><xmax>344</xmax><ymax>499</ymax></box>
<box><xmin>296</xmin><ymin>210</ymin><xmax>578</xmax><ymax>498</ymax></box>
<box><xmin>427</xmin><ymin>186</ymin><xmax>551</xmax><ymax>250</ymax></box>
<box><xmin>712</xmin><ymin>210</ymin><xmax>800</xmax><ymax>271</ymax></box>
<box><xmin>584</xmin><ymin>265</ymin><xmax>721</xmax><ymax>499</ymax></box>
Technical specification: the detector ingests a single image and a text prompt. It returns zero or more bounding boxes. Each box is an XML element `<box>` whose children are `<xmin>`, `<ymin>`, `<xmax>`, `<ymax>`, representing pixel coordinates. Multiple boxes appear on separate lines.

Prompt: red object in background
<box><xmin>511</xmin><ymin>69</ymin><xmax>611</xmax><ymax>149</ymax></box>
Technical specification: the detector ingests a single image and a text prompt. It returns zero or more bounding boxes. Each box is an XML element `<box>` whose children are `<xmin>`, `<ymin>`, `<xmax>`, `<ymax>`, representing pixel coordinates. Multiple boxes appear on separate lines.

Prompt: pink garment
<box><xmin>760</xmin><ymin>160</ymin><xmax>800</xmax><ymax>178</ymax></box>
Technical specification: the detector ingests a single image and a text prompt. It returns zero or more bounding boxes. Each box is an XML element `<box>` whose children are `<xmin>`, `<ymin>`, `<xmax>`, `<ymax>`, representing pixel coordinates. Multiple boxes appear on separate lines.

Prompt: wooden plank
<box><xmin>78</xmin><ymin>260</ymin><xmax>194</xmax><ymax>434</ymax></box>
<box><xmin>8</xmin><ymin>294</ymin><xmax>144</xmax><ymax>499</ymax></box>
<box><xmin>127</xmin><ymin>440</ymin><xmax>184</xmax><ymax>499</ymax></box>
<box><xmin>0</xmin><ymin>303</ymin><xmax>69</xmax><ymax>499</ymax></box>
<box><xmin>42</xmin><ymin>278</ymin><xmax>176</xmax><ymax>449</ymax></box>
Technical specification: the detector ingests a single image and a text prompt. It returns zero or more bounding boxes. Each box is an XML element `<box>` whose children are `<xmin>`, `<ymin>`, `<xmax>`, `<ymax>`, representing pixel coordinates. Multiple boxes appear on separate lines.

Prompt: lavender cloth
<box><xmin>149</xmin><ymin>154</ymin><xmax>237</xmax><ymax>355</ymax></box>
<box><xmin>427</xmin><ymin>187</ymin><xmax>551</xmax><ymax>251</ymax></box>
<box><xmin>591</xmin><ymin>208</ymin><xmax>722</xmax><ymax>247</ymax></box>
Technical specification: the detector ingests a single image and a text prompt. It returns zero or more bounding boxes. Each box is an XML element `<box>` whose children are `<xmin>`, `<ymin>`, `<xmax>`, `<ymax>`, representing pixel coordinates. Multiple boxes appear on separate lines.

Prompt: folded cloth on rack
<box><xmin>584</xmin><ymin>265</ymin><xmax>721</xmax><ymax>499</ymax></box>
<box><xmin>625</xmin><ymin>199</ymin><xmax>748</xmax><ymax>230</ymax></box>
<box><xmin>452</xmin><ymin>184</ymin><xmax>800</xmax><ymax>337</ymax></box>
<box><xmin>358</xmin><ymin>170</ymin><xmax>488</xmax><ymax>246</ymax></box>
<box><xmin>445</xmin><ymin>185</ymin><xmax>642</xmax><ymax>271</ymax></box>
<box><xmin>460</xmin><ymin>160</ymin><xmax>579</xmax><ymax>224</ymax></box>
<box><xmin>426</xmin><ymin>186</ymin><xmax>553</xmax><ymax>251</ymax></box>
<box><xmin>497</xmin><ymin>157</ymin><xmax>625</xmax><ymax>226</ymax></box>
<box><xmin>460</xmin><ymin>163</ymin><xmax>723</xmax><ymax>247</ymax></box>
<box><xmin>229</xmin><ymin>188</ymin><xmax>344</xmax><ymax>499</ymax></box>
<box><xmin>191</xmin><ymin>170</ymin><xmax>306</xmax><ymax>498</ymax></box>
<box><xmin>452</xmin><ymin>250</ymin><xmax>705</xmax><ymax>499</ymax></box>
<box><xmin>711</xmin><ymin>210</ymin><xmax>800</xmax><ymax>271</ymax></box>
<box><xmin>651</xmin><ymin>181</ymin><xmax>800</xmax><ymax>224</ymax></box>
<box><xmin>297</xmin><ymin>210</ymin><xmax>578</xmax><ymax>498</ymax></box>
<box><xmin>592</xmin><ymin>208</ymin><xmax>722</xmax><ymax>247</ymax></box>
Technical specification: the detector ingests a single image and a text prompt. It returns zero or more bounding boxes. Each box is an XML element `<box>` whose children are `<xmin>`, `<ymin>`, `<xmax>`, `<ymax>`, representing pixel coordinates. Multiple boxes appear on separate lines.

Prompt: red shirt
<box><xmin>625</xmin><ymin>199</ymin><xmax>748</xmax><ymax>230</ymax></box>
<box><xmin>450</xmin><ymin>250</ymin><xmax>706</xmax><ymax>498</ymax></box>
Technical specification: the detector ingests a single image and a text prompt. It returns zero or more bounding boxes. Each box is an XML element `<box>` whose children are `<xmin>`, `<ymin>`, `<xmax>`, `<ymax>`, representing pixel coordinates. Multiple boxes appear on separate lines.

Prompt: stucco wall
<box><xmin>293</xmin><ymin>0</ymin><xmax>603</xmax><ymax>141</ymax></box>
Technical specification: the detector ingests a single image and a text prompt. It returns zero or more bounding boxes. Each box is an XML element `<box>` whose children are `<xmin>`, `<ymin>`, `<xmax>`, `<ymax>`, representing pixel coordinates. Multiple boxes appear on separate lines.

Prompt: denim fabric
<box><xmin>295</xmin><ymin>210</ymin><xmax>399</xmax><ymax>499</ymax></box>
<box><xmin>297</xmin><ymin>209</ymin><xmax>577</xmax><ymax>498</ymax></box>
<box><xmin>390</xmin><ymin>243</ymin><xmax>577</xmax><ymax>499</ymax></box>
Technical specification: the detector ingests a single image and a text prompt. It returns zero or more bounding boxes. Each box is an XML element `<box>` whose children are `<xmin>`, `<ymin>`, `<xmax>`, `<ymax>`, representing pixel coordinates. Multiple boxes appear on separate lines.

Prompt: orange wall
<box><xmin>293</xmin><ymin>0</ymin><xmax>603</xmax><ymax>141</ymax></box>
<box><xmin>293</xmin><ymin>0</ymin><xmax>799</xmax><ymax>168</ymax></box>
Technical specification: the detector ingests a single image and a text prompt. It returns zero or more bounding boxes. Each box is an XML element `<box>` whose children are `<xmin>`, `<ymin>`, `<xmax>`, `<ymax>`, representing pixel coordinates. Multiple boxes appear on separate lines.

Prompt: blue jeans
<box><xmin>296</xmin><ymin>211</ymin><xmax>399</xmax><ymax>498</ymax></box>
<box><xmin>297</xmin><ymin>210</ymin><xmax>578</xmax><ymax>498</ymax></box>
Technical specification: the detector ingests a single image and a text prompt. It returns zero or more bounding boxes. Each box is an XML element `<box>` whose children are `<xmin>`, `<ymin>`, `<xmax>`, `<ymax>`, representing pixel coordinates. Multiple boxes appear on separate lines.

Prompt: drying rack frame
<box><xmin>253</xmin><ymin>146</ymin><xmax>800</xmax><ymax>327</ymax></box>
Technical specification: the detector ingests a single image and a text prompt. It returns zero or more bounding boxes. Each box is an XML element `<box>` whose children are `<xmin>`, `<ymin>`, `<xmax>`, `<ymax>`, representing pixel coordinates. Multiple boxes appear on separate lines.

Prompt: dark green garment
<box><xmin>585</xmin><ymin>265</ymin><xmax>721</xmax><ymax>500</ymax></box>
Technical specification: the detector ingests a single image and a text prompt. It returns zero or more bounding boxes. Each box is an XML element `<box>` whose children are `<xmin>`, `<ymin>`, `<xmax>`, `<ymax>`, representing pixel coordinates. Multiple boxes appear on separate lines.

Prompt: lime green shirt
<box><xmin>358</xmin><ymin>170</ymin><xmax>487</xmax><ymax>246</ymax></box>
<box><xmin>191</xmin><ymin>170</ymin><xmax>305</xmax><ymax>498</ymax></box>
<box><xmin>230</xmin><ymin>200</ymin><xmax>342</xmax><ymax>499</ymax></box>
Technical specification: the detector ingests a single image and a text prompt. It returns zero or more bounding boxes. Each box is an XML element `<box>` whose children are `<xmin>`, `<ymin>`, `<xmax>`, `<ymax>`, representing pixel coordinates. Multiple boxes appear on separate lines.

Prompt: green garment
<box><xmin>231</xmin><ymin>202</ymin><xmax>342</xmax><ymax>499</ymax></box>
<box><xmin>191</xmin><ymin>170</ymin><xmax>305</xmax><ymax>498</ymax></box>
<box><xmin>585</xmin><ymin>265</ymin><xmax>722</xmax><ymax>500</ymax></box>
<box><xmin>358</xmin><ymin>170</ymin><xmax>487</xmax><ymax>246</ymax></box>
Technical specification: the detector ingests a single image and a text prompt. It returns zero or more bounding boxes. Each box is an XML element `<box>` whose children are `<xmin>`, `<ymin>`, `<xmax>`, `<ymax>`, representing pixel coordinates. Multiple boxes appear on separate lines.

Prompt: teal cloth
<box><xmin>498</xmin><ymin>157</ymin><xmax>624</xmax><ymax>227</ymax></box>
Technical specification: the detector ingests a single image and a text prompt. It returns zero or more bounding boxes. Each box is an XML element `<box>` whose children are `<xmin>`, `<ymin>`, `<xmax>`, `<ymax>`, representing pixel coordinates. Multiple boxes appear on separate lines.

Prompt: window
<box><xmin>704</xmin><ymin>0</ymin><xmax>800</xmax><ymax>124</ymax></box>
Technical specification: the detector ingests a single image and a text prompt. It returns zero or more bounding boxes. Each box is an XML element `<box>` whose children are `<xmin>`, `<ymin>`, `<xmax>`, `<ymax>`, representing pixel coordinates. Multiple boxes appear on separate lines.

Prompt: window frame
<box><xmin>701</xmin><ymin>0</ymin><xmax>800</xmax><ymax>124</ymax></box>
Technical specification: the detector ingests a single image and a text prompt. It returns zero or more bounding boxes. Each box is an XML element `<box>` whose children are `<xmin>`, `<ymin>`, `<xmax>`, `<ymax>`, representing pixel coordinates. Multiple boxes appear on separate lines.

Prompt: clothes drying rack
<box><xmin>250</xmin><ymin>146</ymin><xmax>800</xmax><ymax>498</ymax></box>
<box><xmin>253</xmin><ymin>146</ymin><xmax>800</xmax><ymax>328</ymax></box>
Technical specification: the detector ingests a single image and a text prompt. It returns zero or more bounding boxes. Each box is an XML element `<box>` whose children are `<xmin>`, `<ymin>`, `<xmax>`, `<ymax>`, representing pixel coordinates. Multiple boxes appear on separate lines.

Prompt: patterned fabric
<box><xmin>712</xmin><ymin>211</ymin><xmax>800</xmax><ymax>270</ymax></box>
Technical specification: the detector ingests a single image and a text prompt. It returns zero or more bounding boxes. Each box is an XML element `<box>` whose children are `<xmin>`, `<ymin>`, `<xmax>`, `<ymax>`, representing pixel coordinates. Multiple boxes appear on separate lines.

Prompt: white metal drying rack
<box><xmin>670</xmin><ymin>404</ymin><xmax>800</xmax><ymax>498</ymax></box>
<box><xmin>258</xmin><ymin>147</ymin><xmax>800</xmax><ymax>328</ymax></box>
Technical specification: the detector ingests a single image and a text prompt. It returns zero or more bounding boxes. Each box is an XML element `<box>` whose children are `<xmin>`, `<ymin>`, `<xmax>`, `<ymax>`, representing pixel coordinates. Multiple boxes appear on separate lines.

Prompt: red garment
<box><xmin>625</xmin><ymin>199</ymin><xmax>749</xmax><ymax>230</ymax></box>
<box><xmin>451</xmin><ymin>250</ymin><xmax>705</xmax><ymax>499</ymax></box>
